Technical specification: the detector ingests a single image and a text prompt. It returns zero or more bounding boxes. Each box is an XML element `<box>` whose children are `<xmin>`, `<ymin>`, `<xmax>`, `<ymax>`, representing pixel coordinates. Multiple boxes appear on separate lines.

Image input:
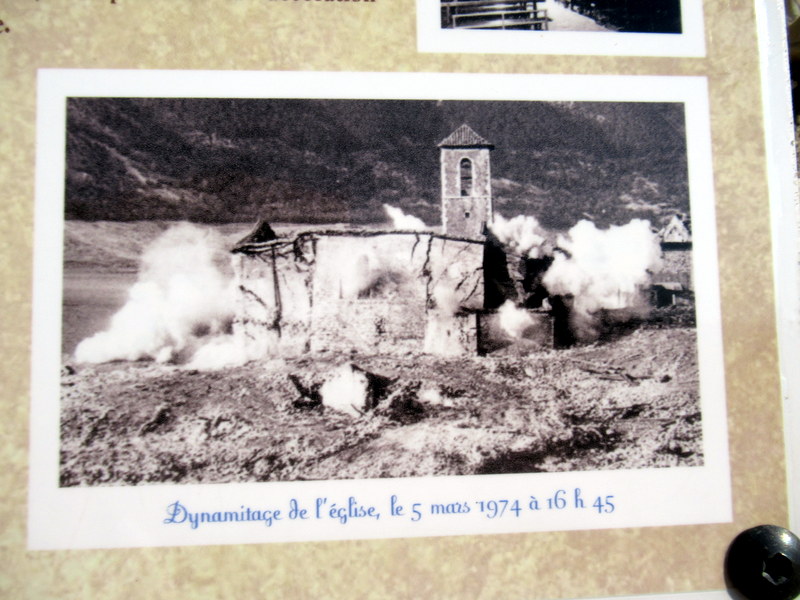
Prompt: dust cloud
<box><xmin>543</xmin><ymin>219</ymin><xmax>661</xmax><ymax>313</ymax></box>
<box><xmin>74</xmin><ymin>223</ymin><xmax>257</xmax><ymax>369</ymax></box>
<box><xmin>489</xmin><ymin>213</ymin><xmax>551</xmax><ymax>258</ymax></box>
<box><xmin>383</xmin><ymin>204</ymin><xmax>426</xmax><ymax>231</ymax></box>
<box><xmin>492</xmin><ymin>214</ymin><xmax>662</xmax><ymax>341</ymax></box>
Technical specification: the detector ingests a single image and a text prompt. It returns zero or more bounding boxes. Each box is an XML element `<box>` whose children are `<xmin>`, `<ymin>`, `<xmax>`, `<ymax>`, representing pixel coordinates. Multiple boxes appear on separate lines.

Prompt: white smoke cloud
<box><xmin>542</xmin><ymin>219</ymin><xmax>661</xmax><ymax>316</ymax></box>
<box><xmin>497</xmin><ymin>300</ymin><xmax>535</xmax><ymax>339</ymax></box>
<box><xmin>75</xmin><ymin>223</ymin><xmax>258</xmax><ymax>369</ymax></box>
<box><xmin>184</xmin><ymin>334</ymin><xmax>272</xmax><ymax>371</ymax></box>
<box><xmin>489</xmin><ymin>213</ymin><xmax>550</xmax><ymax>258</ymax></box>
<box><xmin>383</xmin><ymin>204</ymin><xmax>426</xmax><ymax>231</ymax></box>
<box><xmin>423</xmin><ymin>282</ymin><xmax>465</xmax><ymax>356</ymax></box>
<box><xmin>319</xmin><ymin>363</ymin><xmax>371</xmax><ymax>417</ymax></box>
<box><xmin>336</xmin><ymin>252</ymin><xmax>409</xmax><ymax>300</ymax></box>
<box><xmin>432</xmin><ymin>282</ymin><xmax>460</xmax><ymax>316</ymax></box>
<box><xmin>339</xmin><ymin>254</ymin><xmax>374</xmax><ymax>299</ymax></box>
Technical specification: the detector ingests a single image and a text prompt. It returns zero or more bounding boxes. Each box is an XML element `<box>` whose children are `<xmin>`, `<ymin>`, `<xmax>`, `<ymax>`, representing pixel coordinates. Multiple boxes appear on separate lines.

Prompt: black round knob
<box><xmin>725</xmin><ymin>525</ymin><xmax>800</xmax><ymax>600</ymax></box>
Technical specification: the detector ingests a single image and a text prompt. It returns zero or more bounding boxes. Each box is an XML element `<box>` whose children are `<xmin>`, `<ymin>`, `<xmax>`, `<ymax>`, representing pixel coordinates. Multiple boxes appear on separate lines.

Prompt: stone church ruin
<box><xmin>231</xmin><ymin>124</ymin><xmax>692</xmax><ymax>358</ymax></box>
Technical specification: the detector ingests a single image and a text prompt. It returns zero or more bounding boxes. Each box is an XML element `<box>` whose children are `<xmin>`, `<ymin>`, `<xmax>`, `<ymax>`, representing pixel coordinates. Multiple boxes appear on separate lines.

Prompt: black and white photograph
<box><xmin>59</xmin><ymin>96</ymin><xmax>702</xmax><ymax>486</ymax></box>
<box><xmin>418</xmin><ymin>0</ymin><xmax>704</xmax><ymax>57</ymax></box>
<box><xmin>440</xmin><ymin>0</ymin><xmax>682</xmax><ymax>34</ymax></box>
<box><xmin>29</xmin><ymin>70</ymin><xmax>730</xmax><ymax>549</ymax></box>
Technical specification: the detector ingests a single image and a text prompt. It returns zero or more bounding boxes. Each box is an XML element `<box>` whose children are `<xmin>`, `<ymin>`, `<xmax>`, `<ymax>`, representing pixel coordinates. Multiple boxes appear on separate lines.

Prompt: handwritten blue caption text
<box><xmin>163</xmin><ymin>488</ymin><xmax>615</xmax><ymax>530</ymax></box>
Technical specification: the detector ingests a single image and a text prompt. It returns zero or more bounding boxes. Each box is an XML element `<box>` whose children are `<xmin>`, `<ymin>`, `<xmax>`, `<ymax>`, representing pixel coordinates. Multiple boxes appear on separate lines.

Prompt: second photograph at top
<box><xmin>419</xmin><ymin>0</ymin><xmax>703</xmax><ymax>57</ymax></box>
<box><xmin>440</xmin><ymin>0</ymin><xmax>681</xmax><ymax>34</ymax></box>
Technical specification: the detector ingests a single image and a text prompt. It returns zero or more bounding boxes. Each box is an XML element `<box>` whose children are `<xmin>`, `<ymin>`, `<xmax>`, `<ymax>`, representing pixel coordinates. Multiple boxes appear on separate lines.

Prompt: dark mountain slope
<box><xmin>65</xmin><ymin>98</ymin><xmax>689</xmax><ymax>229</ymax></box>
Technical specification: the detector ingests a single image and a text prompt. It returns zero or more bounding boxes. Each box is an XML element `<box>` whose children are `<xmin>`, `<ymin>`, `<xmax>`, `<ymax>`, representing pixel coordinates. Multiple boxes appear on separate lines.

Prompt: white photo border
<box><xmin>417</xmin><ymin>0</ymin><xmax>706</xmax><ymax>57</ymax></box>
<box><xmin>29</xmin><ymin>69</ymin><xmax>730</xmax><ymax>550</ymax></box>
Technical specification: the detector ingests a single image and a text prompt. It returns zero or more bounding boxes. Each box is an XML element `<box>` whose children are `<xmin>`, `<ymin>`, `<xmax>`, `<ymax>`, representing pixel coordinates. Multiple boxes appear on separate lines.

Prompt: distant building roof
<box><xmin>438</xmin><ymin>124</ymin><xmax>494</xmax><ymax>149</ymax></box>
<box><xmin>659</xmin><ymin>214</ymin><xmax>692</xmax><ymax>243</ymax></box>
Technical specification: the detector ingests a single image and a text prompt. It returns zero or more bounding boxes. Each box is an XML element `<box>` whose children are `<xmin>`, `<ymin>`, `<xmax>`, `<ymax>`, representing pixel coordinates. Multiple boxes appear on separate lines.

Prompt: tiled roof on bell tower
<box><xmin>438</xmin><ymin>124</ymin><xmax>494</xmax><ymax>149</ymax></box>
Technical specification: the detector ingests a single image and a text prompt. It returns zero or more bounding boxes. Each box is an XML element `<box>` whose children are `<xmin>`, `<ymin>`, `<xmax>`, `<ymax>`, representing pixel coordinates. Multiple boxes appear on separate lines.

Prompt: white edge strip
<box><xmin>755</xmin><ymin>0</ymin><xmax>800</xmax><ymax>531</ymax></box>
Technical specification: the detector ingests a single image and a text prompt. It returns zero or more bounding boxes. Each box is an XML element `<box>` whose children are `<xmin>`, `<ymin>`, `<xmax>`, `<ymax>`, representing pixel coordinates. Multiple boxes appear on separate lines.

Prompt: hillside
<box><xmin>66</xmin><ymin>98</ymin><xmax>690</xmax><ymax>230</ymax></box>
<box><xmin>63</xmin><ymin>220</ymin><xmax>252</xmax><ymax>271</ymax></box>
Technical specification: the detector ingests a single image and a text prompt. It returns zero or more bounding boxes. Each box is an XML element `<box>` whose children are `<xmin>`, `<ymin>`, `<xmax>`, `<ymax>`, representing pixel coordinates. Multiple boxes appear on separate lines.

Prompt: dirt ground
<box><xmin>60</xmin><ymin>322</ymin><xmax>702</xmax><ymax>486</ymax></box>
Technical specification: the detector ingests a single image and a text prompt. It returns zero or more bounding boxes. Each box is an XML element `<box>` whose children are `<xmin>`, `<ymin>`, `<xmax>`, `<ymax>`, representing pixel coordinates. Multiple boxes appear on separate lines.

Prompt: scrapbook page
<box><xmin>1</xmin><ymin>1</ymin><xmax>797</xmax><ymax>599</ymax></box>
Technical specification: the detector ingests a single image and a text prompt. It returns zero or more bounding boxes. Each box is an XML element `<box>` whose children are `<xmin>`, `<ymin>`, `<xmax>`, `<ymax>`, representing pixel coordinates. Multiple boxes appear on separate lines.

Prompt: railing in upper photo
<box><xmin>441</xmin><ymin>0</ymin><xmax>549</xmax><ymax>31</ymax></box>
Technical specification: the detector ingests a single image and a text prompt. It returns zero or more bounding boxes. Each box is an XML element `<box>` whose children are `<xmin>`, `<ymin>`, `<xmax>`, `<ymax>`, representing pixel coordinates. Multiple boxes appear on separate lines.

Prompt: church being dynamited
<box><xmin>230</xmin><ymin>124</ymin><xmax>553</xmax><ymax>358</ymax></box>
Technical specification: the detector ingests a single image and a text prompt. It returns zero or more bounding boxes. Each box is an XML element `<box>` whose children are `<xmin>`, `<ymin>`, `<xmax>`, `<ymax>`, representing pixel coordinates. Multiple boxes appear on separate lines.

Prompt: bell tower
<box><xmin>439</xmin><ymin>124</ymin><xmax>493</xmax><ymax>239</ymax></box>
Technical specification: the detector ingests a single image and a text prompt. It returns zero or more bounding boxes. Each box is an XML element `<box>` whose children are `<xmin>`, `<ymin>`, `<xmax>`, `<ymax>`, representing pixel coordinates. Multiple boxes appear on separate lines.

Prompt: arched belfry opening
<box><xmin>459</xmin><ymin>157</ymin><xmax>473</xmax><ymax>196</ymax></box>
<box><xmin>439</xmin><ymin>124</ymin><xmax>493</xmax><ymax>239</ymax></box>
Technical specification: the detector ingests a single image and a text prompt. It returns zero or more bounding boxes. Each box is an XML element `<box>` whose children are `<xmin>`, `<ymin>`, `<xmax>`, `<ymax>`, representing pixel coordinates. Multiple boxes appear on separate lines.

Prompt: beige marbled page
<box><xmin>0</xmin><ymin>0</ymin><xmax>788</xmax><ymax>598</ymax></box>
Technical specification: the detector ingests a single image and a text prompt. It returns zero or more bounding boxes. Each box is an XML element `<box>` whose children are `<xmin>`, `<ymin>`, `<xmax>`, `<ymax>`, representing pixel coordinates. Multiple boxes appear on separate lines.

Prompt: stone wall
<box><xmin>655</xmin><ymin>244</ymin><xmax>693</xmax><ymax>290</ymax></box>
<box><xmin>233</xmin><ymin>231</ymin><xmax>485</xmax><ymax>358</ymax></box>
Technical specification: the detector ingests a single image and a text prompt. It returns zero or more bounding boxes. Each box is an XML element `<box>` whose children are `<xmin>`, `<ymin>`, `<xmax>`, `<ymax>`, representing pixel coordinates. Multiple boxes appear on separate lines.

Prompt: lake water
<box><xmin>61</xmin><ymin>269</ymin><xmax>137</xmax><ymax>356</ymax></box>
